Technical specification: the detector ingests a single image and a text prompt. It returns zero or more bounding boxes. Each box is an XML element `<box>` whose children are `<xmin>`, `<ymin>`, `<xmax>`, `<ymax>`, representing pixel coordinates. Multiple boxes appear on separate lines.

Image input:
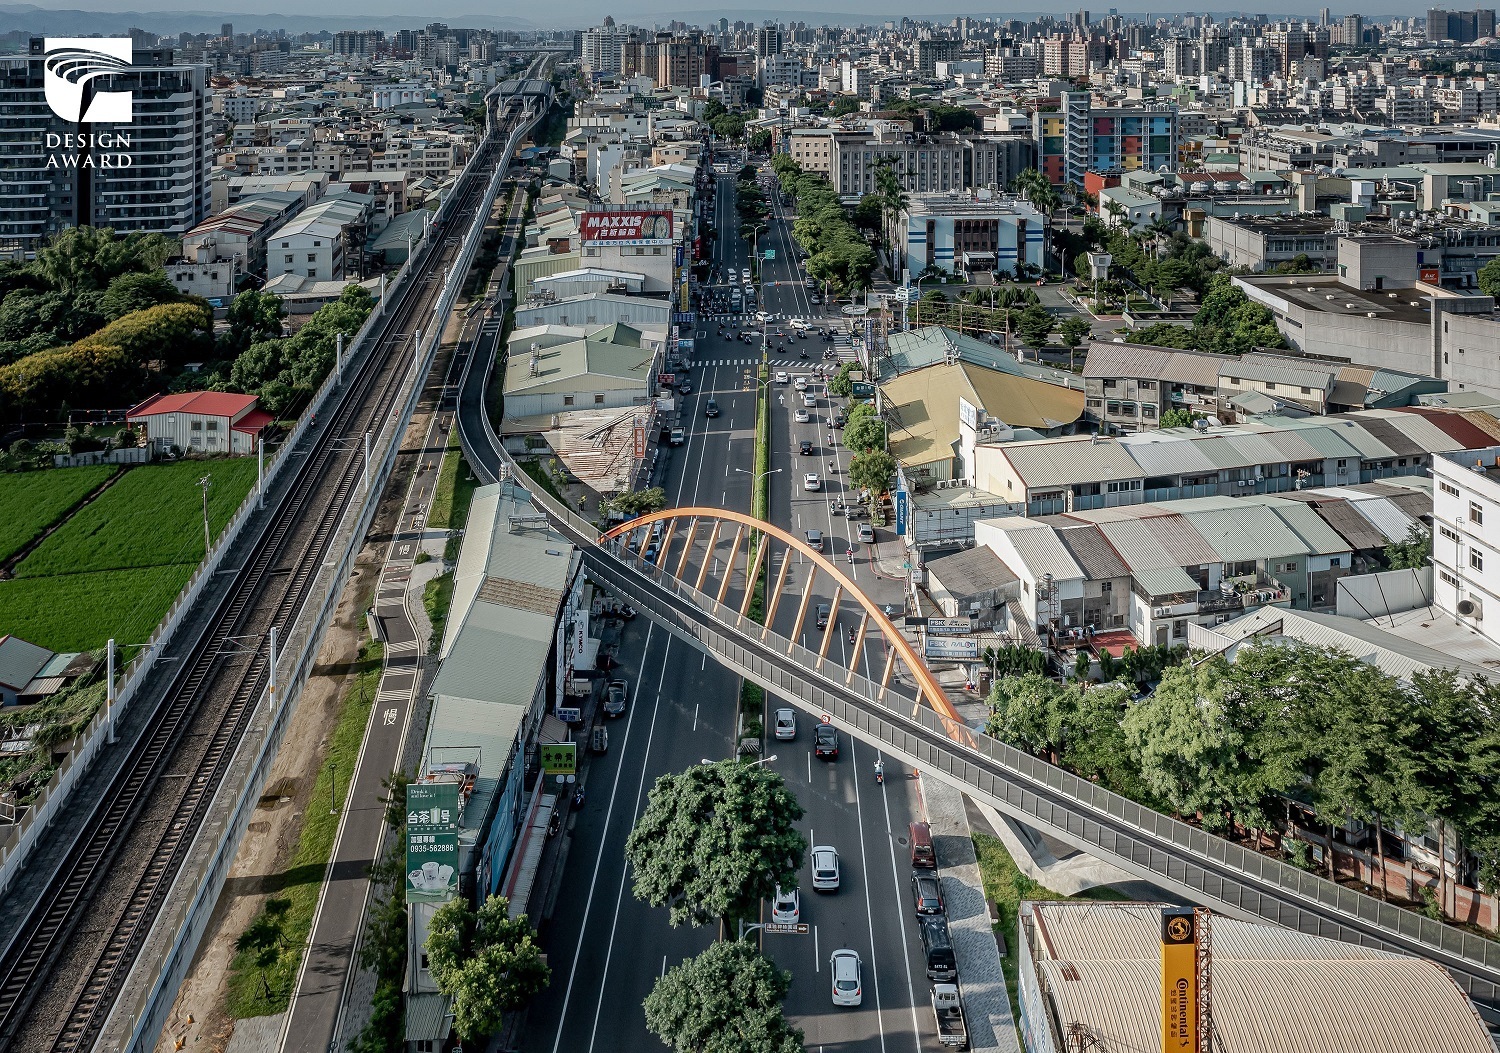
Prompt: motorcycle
<box><xmin>799</xmin><ymin>350</ymin><xmax>809</xmax><ymax>359</ymax></box>
<box><xmin>847</xmin><ymin>625</ymin><xmax>856</xmax><ymax>644</ymax></box>
<box><xmin>874</xmin><ymin>759</ymin><xmax>884</xmax><ymax>785</ymax></box>
<box><xmin>572</xmin><ymin>787</ymin><xmax>587</xmax><ymax>808</ymax></box>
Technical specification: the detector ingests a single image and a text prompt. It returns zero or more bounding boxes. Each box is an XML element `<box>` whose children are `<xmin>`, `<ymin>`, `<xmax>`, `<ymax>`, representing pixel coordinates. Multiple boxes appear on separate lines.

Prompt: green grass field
<box><xmin>0</xmin><ymin>459</ymin><xmax>258</xmax><ymax>653</ymax></box>
<box><xmin>0</xmin><ymin>466</ymin><xmax>118</xmax><ymax>564</ymax></box>
<box><xmin>226</xmin><ymin>641</ymin><xmax>382</xmax><ymax>1018</ymax></box>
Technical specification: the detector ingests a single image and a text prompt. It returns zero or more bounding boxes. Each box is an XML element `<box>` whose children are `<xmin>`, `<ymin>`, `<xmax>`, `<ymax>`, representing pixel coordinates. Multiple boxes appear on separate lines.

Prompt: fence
<box><xmin>107</xmin><ymin>103</ymin><xmax>544</xmax><ymax>1053</ymax></box>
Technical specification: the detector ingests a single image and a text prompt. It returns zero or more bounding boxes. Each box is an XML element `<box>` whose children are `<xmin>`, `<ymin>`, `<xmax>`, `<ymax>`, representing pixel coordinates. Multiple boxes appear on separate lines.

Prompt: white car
<box><xmin>772</xmin><ymin>887</ymin><xmax>800</xmax><ymax>924</ymax></box>
<box><xmin>830</xmin><ymin>950</ymin><xmax>862</xmax><ymax>1006</ymax></box>
<box><xmin>794</xmin><ymin>408</ymin><xmax>810</xmax><ymax>423</ymax></box>
<box><xmin>775</xmin><ymin>370</ymin><xmax>789</xmax><ymax>384</ymax></box>
<box><xmin>755</xmin><ymin>310</ymin><xmax>770</xmax><ymax>323</ymax></box>
<box><xmin>794</xmin><ymin>376</ymin><xmax>807</xmax><ymax>391</ymax></box>
<box><xmin>804</xmin><ymin>473</ymin><xmax>821</xmax><ymax>491</ymax></box>
<box><xmin>802</xmin><ymin>393</ymin><xmax>817</xmax><ymax>408</ymax></box>
<box><xmin>742</xmin><ymin>267</ymin><xmax>751</xmax><ymax>281</ymax></box>
<box><xmin>811</xmin><ymin>845</ymin><xmax>840</xmax><ymax>891</ymax></box>
<box><xmin>789</xmin><ymin>317</ymin><xmax>809</xmax><ymax>331</ymax></box>
<box><xmin>774</xmin><ymin>707</ymin><xmax>797</xmax><ymax>739</ymax></box>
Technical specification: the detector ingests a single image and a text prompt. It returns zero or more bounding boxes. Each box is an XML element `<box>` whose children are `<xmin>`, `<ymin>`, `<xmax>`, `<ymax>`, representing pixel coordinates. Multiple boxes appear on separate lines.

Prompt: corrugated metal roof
<box><xmin>1082</xmin><ymin>341</ymin><xmax>1223</xmax><ymax>386</ymax></box>
<box><xmin>1028</xmin><ymin>901</ymin><xmax>1496</xmax><ymax>1053</ymax></box>
<box><xmin>1258</xmin><ymin>499</ymin><xmax>1353</xmax><ymax>555</ymax></box>
<box><xmin>405</xmin><ymin>993</ymin><xmax>453</xmax><ymax>1041</ymax></box>
<box><xmin>1001</xmin><ymin>437</ymin><xmax>1143</xmax><ymax>488</ymax></box>
<box><xmin>1054</xmin><ymin>524</ymin><xmax>1130</xmax><ymax>581</ymax></box>
<box><xmin>1317</xmin><ymin>418</ymin><xmax>1396</xmax><ymax>459</ymax></box>
<box><xmin>1137</xmin><ymin>512</ymin><xmax>1222</xmax><ymax>565</ymax></box>
<box><xmin>1117</xmin><ymin>432</ymin><xmax>1218</xmax><ymax>477</ymax></box>
<box><xmin>1347</xmin><ymin>497</ymin><xmax>1417</xmax><ymax>547</ymax></box>
<box><xmin>978</xmin><ymin>519</ymin><xmax>1085</xmax><ymax>582</ymax></box>
<box><xmin>1345</xmin><ymin>415</ymin><xmax>1426</xmax><ymax>458</ymax></box>
<box><xmin>1180</xmin><ymin>506</ymin><xmax>1308</xmax><ymax>561</ymax></box>
<box><xmin>1229</xmin><ymin>354</ymin><xmax>1335</xmax><ymax>388</ymax></box>
<box><xmin>1303</xmin><ymin>498</ymin><xmax>1390</xmax><ymax>550</ymax></box>
<box><xmin>925</xmin><ymin>545</ymin><xmax>1017</xmax><ymax>596</ymax></box>
<box><xmin>1132</xmin><ymin>564</ymin><xmax>1201</xmax><ymax>596</ymax></box>
<box><xmin>1252</xmin><ymin>426</ymin><xmax>1334</xmax><ymax>464</ymax></box>
<box><xmin>1376</xmin><ymin>409</ymin><xmax>1466</xmax><ymax>453</ymax></box>
<box><xmin>0</xmin><ymin>636</ymin><xmax>52</xmax><ymax>691</ymax></box>
<box><xmin>1094</xmin><ymin>519</ymin><xmax>1206</xmax><ymax>579</ymax></box>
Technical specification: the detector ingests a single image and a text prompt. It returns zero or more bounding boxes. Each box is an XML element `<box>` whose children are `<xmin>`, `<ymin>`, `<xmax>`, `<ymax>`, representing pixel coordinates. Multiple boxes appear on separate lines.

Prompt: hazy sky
<box><xmin>13</xmin><ymin>0</ymin><xmax>1410</xmax><ymax>29</ymax></box>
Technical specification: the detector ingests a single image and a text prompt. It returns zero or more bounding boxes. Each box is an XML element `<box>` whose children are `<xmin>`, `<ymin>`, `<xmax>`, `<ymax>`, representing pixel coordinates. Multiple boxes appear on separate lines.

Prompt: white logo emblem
<box><xmin>43</xmin><ymin>38</ymin><xmax>133</xmax><ymax>123</ymax></box>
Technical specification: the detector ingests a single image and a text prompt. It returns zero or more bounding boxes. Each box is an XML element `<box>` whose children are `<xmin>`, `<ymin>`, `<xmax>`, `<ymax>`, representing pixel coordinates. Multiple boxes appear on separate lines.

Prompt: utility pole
<box><xmin>198</xmin><ymin>474</ymin><xmax>212</xmax><ymax>556</ymax></box>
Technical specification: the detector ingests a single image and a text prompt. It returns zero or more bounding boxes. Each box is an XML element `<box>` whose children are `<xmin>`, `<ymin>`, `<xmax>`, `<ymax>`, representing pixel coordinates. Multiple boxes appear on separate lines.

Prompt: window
<box><xmin>1300</xmin><ymin>385</ymin><xmax>1311</xmax><ymax>394</ymax></box>
<box><xmin>206</xmin><ymin>421</ymin><xmax>219</xmax><ymax>432</ymax></box>
<box><xmin>1265</xmin><ymin>382</ymin><xmax>1276</xmax><ymax>391</ymax></box>
<box><xmin>594</xmin><ymin>393</ymin><xmax>606</xmax><ymax>404</ymax></box>
<box><xmin>1471</xmin><ymin>501</ymin><xmax>1484</xmax><ymax>526</ymax></box>
<box><xmin>563</xmin><ymin>395</ymin><xmax>574</xmax><ymax>406</ymax></box>
<box><xmin>1440</xmin><ymin>480</ymin><xmax>1460</xmax><ymax>497</ymax></box>
<box><xmin>1472</xmin><ymin>549</ymin><xmax>1485</xmax><ymax>572</ymax></box>
<box><xmin>307</xmin><ymin>254</ymin><xmax>316</xmax><ymax>263</ymax></box>
<box><xmin>1441</xmin><ymin>569</ymin><xmax>1460</xmax><ymax>587</ymax></box>
<box><xmin>1329</xmin><ymin>557</ymin><xmax>1341</xmax><ymax>568</ymax></box>
<box><xmin>1441</xmin><ymin>525</ymin><xmax>1460</xmax><ymax>541</ymax></box>
<box><xmin>285</xmin><ymin>255</ymin><xmax>293</xmax><ymax>263</ymax></box>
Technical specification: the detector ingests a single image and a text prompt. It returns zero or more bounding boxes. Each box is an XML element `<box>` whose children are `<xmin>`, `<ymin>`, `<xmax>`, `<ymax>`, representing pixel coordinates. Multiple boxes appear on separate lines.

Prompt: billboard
<box><xmin>924</xmin><ymin>636</ymin><xmax>978</xmax><ymax>659</ymax></box>
<box><xmin>927</xmin><ymin>617</ymin><xmax>974</xmax><ymax>636</ymax></box>
<box><xmin>1159</xmin><ymin>907</ymin><xmax>1198</xmax><ymax>1052</ymax></box>
<box><xmin>406</xmin><ymin>781</ymin><xmax>460</xmax><ymax>902</ymax></box>
<box><xmin>581</xmin><ymin>209</ymin><xmax>673</xmax><ymax>246</ymax></box>
<box><xmin>895</xmin><ymin>489</ymin><xmax>909</xmax><ymax>536</ymax></box>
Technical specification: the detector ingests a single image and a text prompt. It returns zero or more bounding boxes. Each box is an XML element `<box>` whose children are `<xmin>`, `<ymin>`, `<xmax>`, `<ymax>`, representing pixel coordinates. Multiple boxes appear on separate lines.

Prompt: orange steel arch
<box><xmin>601</xmin><ymin>507</ymin><xmax>965</xmax><ymax>728</ymax></box>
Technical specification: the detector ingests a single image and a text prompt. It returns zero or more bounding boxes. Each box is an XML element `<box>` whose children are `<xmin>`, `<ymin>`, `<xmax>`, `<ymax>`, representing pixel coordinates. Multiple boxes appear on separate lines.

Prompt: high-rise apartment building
<box><xmin>0</xmin><ymin>39</ymin><xmax>210</xmax><ymax>255</ymax></box>
<box><xmin>755</xmin><ymin>26</ymin><xmax>783</xmax><ymax>57</ymax></box>
<box><xmin>913</xmin><ymin>37</ymin><xmax>960</xmax><ymax>76</ymax></box>
<box><xmin>582</xmin><ymin>18</ymin><xmax>630</xmax><ymax>75</ymax></box>
<box><xmin>1426</xmin><ymin>7</ymin><xmax>1498</xmax><ymax>41</ymax></box>
<box><xmin>1034</xmin><ymin>92</ymin><xmax>1178</xmax><ymax>184</ymax></box>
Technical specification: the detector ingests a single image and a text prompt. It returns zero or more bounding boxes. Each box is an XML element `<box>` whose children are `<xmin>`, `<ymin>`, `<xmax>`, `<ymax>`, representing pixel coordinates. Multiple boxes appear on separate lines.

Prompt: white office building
<box><xmin>1432</xmin><ymin>446</ymin><xmax>1500</xmax><ymax>647</ymax></box>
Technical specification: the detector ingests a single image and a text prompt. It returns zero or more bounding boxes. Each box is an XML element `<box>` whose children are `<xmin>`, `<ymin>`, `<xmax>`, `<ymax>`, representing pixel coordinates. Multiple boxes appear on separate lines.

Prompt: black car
<box><xmin>705</xmin><ymin>399</ymin><xmax>720</xmax><ymax>417</ymax></box>
<box><xmin>814</xmin><ymin>723</ymin><xmax>839</xmax><ymax>759</ymax></box>
<box><xmin>799</xmin><ymin>440</ymin><xmax>813</xmax><ymax>455</ymax></box>
<box><xmin>910</xmin><ymin>871</ymin><xmax>944</xmax><ymax>916</ymax></box>
<box><xmin>833</xmin><ymin>411</ymin><xmax>847</xmax><ymax>428</ymax></box>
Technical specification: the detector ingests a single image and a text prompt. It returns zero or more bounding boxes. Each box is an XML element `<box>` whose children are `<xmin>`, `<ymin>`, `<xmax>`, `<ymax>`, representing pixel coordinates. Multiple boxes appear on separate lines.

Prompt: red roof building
<box><xmin>127</xmin><ymin>391</ymin><xmax>273</xmax><ymax>456</ymax></box>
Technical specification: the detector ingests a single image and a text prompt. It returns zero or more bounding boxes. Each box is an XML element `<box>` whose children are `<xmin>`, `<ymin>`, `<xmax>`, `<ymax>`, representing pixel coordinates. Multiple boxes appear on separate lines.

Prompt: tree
<box><xmin>625</xmin><ymin>760</ymin><xmax>806</xmax><ymax>931</ymax></box>
<box><xmin>644</xmin><ymin>940</ymin><xmax>803</xmax><ymax>1053</ymax></box>
<box><xmin>748</xmin><ymin>129</ymin><xmax>773</xmax><ymax>153</ymax></box>
<box><xmin>842</xmin><ymin>405</ymin><xmax>885</xmax><ymax>455</ymax></box>
<box><xmin>608</xmin><ymin>486</ymin><xmax>667</xmax><ymax>516</ymax></box>
<box><xmin>1476</xmin><ymin>257</ymin><xmax>1500</xmax><ymax>299</ymax></box>
<box><xmin>1016</xmin><ymin>304</ymin><xmax>1055</xmax><ymax>348</ymax></box>
<box><xmin>1383</xmin><ymin>523</ymin><xmax>1431</xmax><ymax>570</ymax></box>
<box><xmin>849</xmin><ymin>449</ymin><xmax>896</xmax><ymax>496</ymax></box>
<box><xmin>828</xmin><ymin>361</ymin><xmax>857</xmax><ymax>398</ymax></box>
<box><xmin>988</xmin><ymin>674</ymin><xmax>1074</xmax><ymax>761</ymax></box>
<box><xmin>1158</xmin><ymin>408</ymin><xmax>1199</xmax><ymax>429</ymax></box>
<box><xmin>33</xmin><ymin>227</ymin><xmax>175</xmax><ymax>295</ymax></box>
<box><xmin>99</xmin><ymin>270</ymin><xmax>181</xmax><ymax>320</ymax></box>
<box><xmin>1058</xmin><ymin>317</ymin><xmax>1091</xmax><ymax>351</ymax></box>
<box><xmin>222</xmin><ymin>289</ymin><xmax>286</xmax><ymax>355</ymax></box>
<box><xmin>425</xmin><ymin>895</ymin><xmax>550</xmax><ymax>1042</ymax></box>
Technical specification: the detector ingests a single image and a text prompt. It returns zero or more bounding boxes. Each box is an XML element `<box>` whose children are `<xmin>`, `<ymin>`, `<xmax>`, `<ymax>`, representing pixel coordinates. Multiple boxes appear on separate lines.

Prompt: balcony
<box><xmin>1199</xmin><ymin>576</ymin><xmax>1290</xmax><ymax>615</ymax></box>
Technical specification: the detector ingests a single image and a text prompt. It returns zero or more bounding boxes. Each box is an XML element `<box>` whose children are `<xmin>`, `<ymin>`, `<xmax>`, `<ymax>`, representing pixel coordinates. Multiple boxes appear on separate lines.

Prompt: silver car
<box><xmin>774</xmin><ymin>708</ymin><xmax>797</xmax><ymax>740</ymax></box>
<box><xmin>811</xmin><ymin>844</ymin><xmax>840</xmax><ymax>891</ymax></box>
<box><xmin>830</xmin><ymin>949</ymin><xmax>862</xmax><ymax>1006</ymax></box>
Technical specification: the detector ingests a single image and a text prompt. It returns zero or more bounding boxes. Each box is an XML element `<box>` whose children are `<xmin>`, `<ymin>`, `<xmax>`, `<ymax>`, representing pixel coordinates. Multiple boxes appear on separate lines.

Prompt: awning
<box><xmin>503</xmin><ymin>791</ymin><xmax>557</xmax><ymax>918</ymax></box>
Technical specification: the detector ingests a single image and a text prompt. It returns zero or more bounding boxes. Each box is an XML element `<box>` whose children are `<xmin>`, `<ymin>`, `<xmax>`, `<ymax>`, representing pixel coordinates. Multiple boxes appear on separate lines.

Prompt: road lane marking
<box><xmin>549</xmin><ymin>623</ymin><xmax>656</xmax><ymax>1053</ymax></box>
<box><xmin>584</xmin><ymin>636</ymin><xmax>675</xmax><ymax>1053</ymax></box>
<box><xmin>849</xmin><ymin>737</ymin><xmax>889</xmax><ymax>1053</ymax></box>
<box><xmin>879</xmin><ymin>758</ymin><xmax>924</xmax><ymax>1051</ymax></box>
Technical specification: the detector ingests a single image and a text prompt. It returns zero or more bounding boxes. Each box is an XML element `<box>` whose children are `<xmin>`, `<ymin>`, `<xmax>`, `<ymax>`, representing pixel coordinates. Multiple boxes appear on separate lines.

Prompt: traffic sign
<box><xmin>764</xmin><ymin>249</ymin><xmax>776</xmax><ymax>260</ymax></box>
<box><xmin>763</xmin><ymin>922</ymin><xmax>810</xmax><ymax>934</ymax></box>
<box><xmin>820</xmin><ymin>712</ymin><xmax>832</xmax><ymax>724</ymax></box>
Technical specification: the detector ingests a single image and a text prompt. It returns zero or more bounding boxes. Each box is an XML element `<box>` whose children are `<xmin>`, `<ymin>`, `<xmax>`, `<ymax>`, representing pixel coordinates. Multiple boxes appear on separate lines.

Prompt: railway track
<box><xmin>0</xmin><ymin>109</ymin><xmax>529</xmax><ymax>1053</ymax></box>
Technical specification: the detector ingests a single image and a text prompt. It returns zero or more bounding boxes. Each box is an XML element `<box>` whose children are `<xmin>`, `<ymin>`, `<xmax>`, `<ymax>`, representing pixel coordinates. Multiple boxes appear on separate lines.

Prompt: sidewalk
<box><xmin>923</xmin><ymin>775</ymin><xmax>1020</xmax><ymax>1053</ymax></box>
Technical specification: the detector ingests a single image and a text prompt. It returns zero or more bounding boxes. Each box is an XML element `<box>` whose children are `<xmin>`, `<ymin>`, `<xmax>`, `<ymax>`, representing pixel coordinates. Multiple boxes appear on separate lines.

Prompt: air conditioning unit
<box><xmin>1457</xmin><ymin>596</ymin><xmax>1483</xmax><ymax>620</ymax></box>
<box><xmin>1337</xmin><ymin>466</ymin><xmax>1347</xmax><ymax>475</ymax></box>
<box><xmin>1153</xmin><ymin>607</ymin><xmax>1169</xmax><ymax>617</ymax></box>
<box><xmin>1215</xmin><ymin>615</ymin><xmax>1229</xmax><ymax>625</ymax></box>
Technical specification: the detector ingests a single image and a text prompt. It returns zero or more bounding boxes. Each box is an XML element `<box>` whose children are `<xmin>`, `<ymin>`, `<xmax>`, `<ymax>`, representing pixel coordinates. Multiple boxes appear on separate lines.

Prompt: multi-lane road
<box><xmin>525</xmin><ymin>166</ymin><xmax>956</xmax><ymax>1053</ymax></box>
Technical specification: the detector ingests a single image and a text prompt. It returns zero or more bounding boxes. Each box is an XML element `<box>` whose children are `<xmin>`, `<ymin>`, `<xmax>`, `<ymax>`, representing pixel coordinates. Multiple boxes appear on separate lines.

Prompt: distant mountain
<box><xmin>0</xmin><ymin>4</ymin><xmax>536</xmax><ymax>37</ymax></box>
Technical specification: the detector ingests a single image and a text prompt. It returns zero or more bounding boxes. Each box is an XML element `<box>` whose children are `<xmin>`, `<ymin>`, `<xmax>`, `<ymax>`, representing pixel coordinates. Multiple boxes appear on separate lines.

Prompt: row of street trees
<box><xmin>769</xmin><ymin>156</ymin><xmax>877</xmax><ymax>294</ymax></box>
<box><xmin>988</xmin><ymin>641</ymin><xmax>1500</xmax><ymax>906</ymax></box>
<box><xmin>626</xmin><ymin>759</ymin><xmax>808</xmax><ymax>1053</ymax></box>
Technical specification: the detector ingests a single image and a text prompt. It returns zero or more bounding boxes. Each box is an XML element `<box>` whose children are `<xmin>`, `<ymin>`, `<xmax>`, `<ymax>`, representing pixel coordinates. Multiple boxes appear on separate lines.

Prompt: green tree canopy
<box><xmin>1479</xmin><ymin>257</ymin><xmax>1500</xmax><ymax>299</ymax></box>
<box><xmin>100</xmin><ymin>270</ymin><xmax>182</xmax><ymax>321</ymax></box>
<box><xmin>425</xmin><ymin>895</ymin><xmax>550</xmax><ymax>1042</ymax></box>
<box><xmin>842</xmin><ymin>404</ymin><xmax>885</xmax><ymax>455</ymax></box>
<box><xmin>644</xmin><ymin>940</ymin><xmax>803</xmax><ymax>1053</ymax></box>
<box><xmin>1384</xmin><ymin>523</ymin><xmax>1431</xmax><ymax>570</ymax></box>
<box><xmin>849</xmin><ymin>449</ymin><xmax>896</xmax><ymax>496</ymax></box>
<box><xmin>625</xmin><ymin>760</ymin><xmax>806</xmax><ymax>930</ymax></box>
<box><xmin>1158</xmin><ymin>407</ymin><xmax>1199</xmax><ymax>429</ymax></box>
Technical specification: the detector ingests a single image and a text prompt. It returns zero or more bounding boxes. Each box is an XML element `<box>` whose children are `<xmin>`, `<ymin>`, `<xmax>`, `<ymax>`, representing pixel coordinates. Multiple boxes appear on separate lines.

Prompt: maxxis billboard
<box><xmin>581</xmin><ymin>208</ymin><xmax>673</xmax><ymax>246</ymax></box>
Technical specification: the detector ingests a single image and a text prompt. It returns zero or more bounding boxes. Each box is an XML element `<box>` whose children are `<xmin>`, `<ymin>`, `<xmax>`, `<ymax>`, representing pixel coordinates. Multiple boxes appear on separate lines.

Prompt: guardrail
<box><xmin>577</xmin><ymin>544</ymin><xmax>1500</xmax><ymax>1012</ymax></box>
<box><xmin>101</xmin><ymin>92</ymin><xmax>548</xmax><ymax>1053</ymax></box>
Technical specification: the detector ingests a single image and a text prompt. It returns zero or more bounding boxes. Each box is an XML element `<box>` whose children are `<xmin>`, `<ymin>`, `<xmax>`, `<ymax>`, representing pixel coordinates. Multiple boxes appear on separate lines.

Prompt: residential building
<box><xmin>127</xmin><ymin>391</ymin><xmax>273</xmax><ymax>455</ymax></box>
<box><xmin>913</xmin><ymin>38</ymin><xmax>961</xmax><ymax>76</ymax></box>
<box><xmin>582</xmin><ymin>19</ymin><xmax>630</xmax><ymax>75</ymax></box>
<box><xmin>1426</xmin><ymin>6</ymin><xmax>1498</xmax><ymax>41</ymax></box>
<box><xmin>1034</xmin><ymin>92</ymin><xmax>1179</xmax><ymax>185</ymax></box>
<box><xmin>831</xmin><ymin>130</ymin><xmax>1028</xmax><ymax>200</ymax></box>
<box><xmin>1083</xmin><ymin>342</ymin><xmax>1222</xmax><ymax>431</ymax></box>
<box><xmin>265</xmin><ymin>190</ymin><xmax>374</xmax><ymax>283</ymax></box>
<box><xmin>0</xmin><ymin>40</ymin><xmax>211</xmax><ymax>255</ymax></box>
<box><xmin>1433</xmin><ymin>446</ymin><xmax>1500</xmax><ymax>649</ymax></box>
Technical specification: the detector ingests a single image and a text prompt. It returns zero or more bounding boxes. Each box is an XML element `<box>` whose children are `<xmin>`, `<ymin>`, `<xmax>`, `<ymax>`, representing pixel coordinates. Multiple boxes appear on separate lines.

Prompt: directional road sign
<box><xmin>763</xmin><ymin>922</ymin><xmax>810</xmax><ymax>934</ymax></box>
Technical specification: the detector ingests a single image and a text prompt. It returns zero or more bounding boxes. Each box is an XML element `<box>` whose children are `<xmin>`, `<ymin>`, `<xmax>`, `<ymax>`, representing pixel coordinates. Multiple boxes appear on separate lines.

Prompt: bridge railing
<box><xmin>578</xmin><ymin>540</ymin><xmax>1500</xmax><ymax>997</ymax></box>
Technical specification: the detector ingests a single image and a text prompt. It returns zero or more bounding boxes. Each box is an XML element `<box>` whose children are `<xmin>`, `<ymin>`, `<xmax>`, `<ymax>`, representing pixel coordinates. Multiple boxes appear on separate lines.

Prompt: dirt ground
<box><xmin>153</xmin><ymin>388</ymin><xmax>447</xmax><ymax>1053</ymax></box>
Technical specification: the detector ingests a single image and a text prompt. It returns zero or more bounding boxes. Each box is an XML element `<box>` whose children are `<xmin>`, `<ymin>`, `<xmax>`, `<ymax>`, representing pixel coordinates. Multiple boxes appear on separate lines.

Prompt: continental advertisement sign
<box><xmin>1159</xmin><ymin>907</ymin><xmax>1198</xmax><ymax>1052</ymax></box>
